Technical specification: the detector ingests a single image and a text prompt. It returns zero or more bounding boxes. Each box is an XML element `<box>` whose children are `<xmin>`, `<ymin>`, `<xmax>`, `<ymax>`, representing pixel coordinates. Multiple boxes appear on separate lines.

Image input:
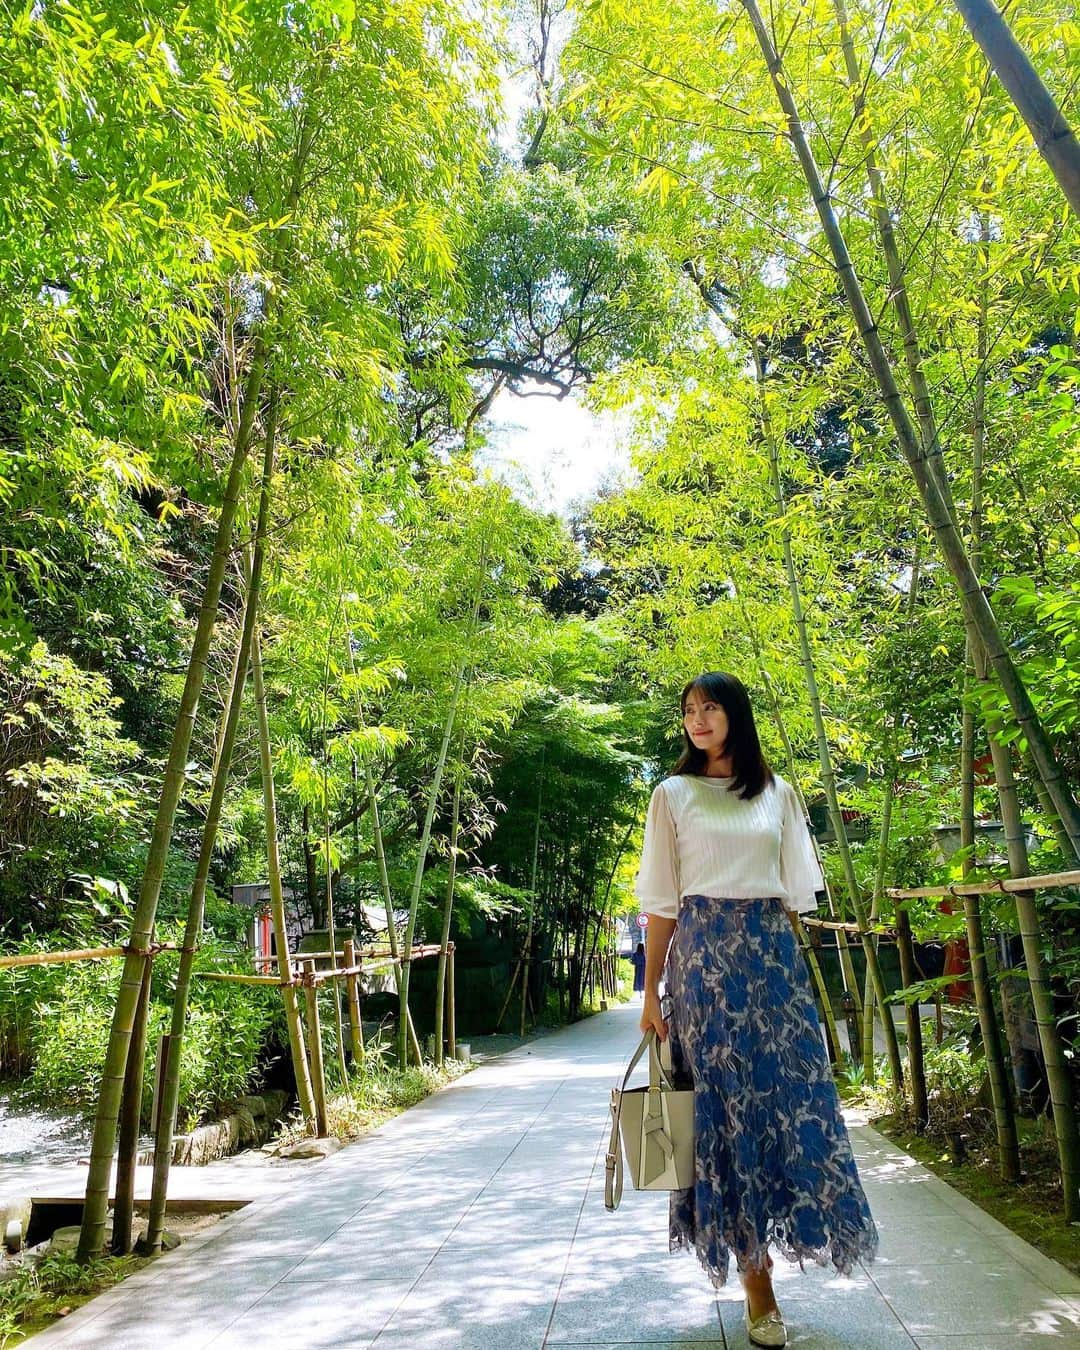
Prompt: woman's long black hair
<box><xmin>672</xmin><ymin>671</ymin><xmax>774</xmax><ymax>800</ymax></box>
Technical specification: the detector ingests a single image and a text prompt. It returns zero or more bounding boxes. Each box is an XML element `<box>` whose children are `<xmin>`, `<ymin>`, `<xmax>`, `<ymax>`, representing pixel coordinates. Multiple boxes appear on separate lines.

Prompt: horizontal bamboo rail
<box><xmin>887</xmin><ymin>868</ymin><xmax>1080</xmax><ymax>900</ymax></box>
<box><xmin>193</xmin><ymin>972</ymin><xmax>288</xmax><ymax>986</ymax></box>
<box><xmin>801</xmin><ymin>917</ymin><xmax>897</xmax><ymax>938</ymax></box>
<box><xmin>0</xmin><ymin>943</ymin><xmax>182</xmax><ymax>971</ymax></box>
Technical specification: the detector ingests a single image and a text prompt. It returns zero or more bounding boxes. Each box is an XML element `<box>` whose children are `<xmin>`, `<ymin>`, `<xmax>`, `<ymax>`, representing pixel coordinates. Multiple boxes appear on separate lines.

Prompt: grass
<box><xmin>273</xmin><ymin>1052</ymin><xmax>474</xmax><ymax>1148</ymax></box>
<box><xmin>0</xmin><ymin>1249</ymin><xmax>139</xmax><ymax>1347</ymax></box>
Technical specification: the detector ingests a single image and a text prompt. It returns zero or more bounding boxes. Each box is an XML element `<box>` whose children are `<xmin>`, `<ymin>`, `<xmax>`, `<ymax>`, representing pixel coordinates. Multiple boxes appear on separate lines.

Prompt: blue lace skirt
<box><xmin>664</xmin><ymin>895</ymin><xmax>879</xmax><ymax>1287</ymax></box>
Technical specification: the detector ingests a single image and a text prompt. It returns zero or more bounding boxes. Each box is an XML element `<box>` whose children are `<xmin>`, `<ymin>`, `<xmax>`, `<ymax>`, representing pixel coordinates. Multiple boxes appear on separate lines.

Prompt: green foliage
<box><xmin>0</xmin><ymin>1247</ymin><xmax>136</xmax><ymax>1346</ymax></box>
<box><xmin>0</xmin><ymin>935</ymin><xmax>279</xmax><ymax>1128</ymax></box>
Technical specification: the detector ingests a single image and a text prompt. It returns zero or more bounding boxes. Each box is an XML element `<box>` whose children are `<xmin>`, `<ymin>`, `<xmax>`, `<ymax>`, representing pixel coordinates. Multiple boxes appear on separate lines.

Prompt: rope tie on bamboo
<box><xmin>122</xmin><ymin>941</ymin><xmax>170</xmax><ymax>959</ymax></box>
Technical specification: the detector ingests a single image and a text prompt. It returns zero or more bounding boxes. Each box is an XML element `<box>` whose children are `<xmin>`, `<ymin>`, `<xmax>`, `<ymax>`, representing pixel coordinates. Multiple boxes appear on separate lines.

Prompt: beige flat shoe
<box><xmin>745</xmin><ymin>1298</ymin><xmax>787</xmax><ymax>1348</ymax></box>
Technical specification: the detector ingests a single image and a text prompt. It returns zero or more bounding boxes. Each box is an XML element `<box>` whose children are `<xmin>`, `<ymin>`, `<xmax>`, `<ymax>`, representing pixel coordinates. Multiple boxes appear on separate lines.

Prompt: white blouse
<box><xmin>634</xmin><ymin>773</ymin><xmax>823</xmax><ymax>918</ymax></box>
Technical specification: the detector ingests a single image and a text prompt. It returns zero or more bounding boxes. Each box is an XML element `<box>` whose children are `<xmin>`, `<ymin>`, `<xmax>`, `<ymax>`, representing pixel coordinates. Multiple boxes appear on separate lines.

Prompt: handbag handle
<box><xmin>604</xmin><ymin>1030</ymin><xmax>675</xmax><ymax>1211</ymax></box>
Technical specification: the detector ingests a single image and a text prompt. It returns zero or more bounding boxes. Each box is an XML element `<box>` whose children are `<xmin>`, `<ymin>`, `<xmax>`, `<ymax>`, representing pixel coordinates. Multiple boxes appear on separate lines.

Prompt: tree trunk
<box><xmin>77</xmin><ymin>343</ymin><xmax>268</xmax><ymax>1263</ymax></box>
<box><xmin>739</xmin><ymin>0</ymin><xmax>1080</xmax><ymax>864</ymax></box>
<box><xmin>952</xmin><ymin>0</ymin><xmax>1080</xmax><ymax>217</ymax></box>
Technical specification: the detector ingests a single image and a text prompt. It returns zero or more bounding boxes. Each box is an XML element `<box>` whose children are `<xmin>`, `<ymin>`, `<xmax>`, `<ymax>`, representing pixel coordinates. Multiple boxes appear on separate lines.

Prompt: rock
<box><xmin>49</xmin><ymin>1223</ymin><xmax>111</xmax><ymax>1253</ymax></box>
<box><xmin>233</xmin><ymin>1106</ymin><xmax>258</xmax><ymax>1149</ymax></box>
<box><xmin>4</xmin><ymin>1219</ymin><xmax>22</xmax><ymax>1254</ymax></box>
<box><xmin>261</xmin><ymin>1089</ymin><xmax>289</xmax><ymax>1122</ymax></box>
<box><xmin>236</xmin><ymin>1094</ymin><xmax>267</xmax><ymax>1121</ymax></box>
<box><xmin>134</xmin><ymin>1229</ymin><xmax>180</xmax><ymax>1255</ymax></box>
<box><xmin>274</xmin><ymin>1136</ymin><xmax>342</xmax><ymax>1161</ymax></box>
<box><xmin>0</xmin><ymin>1199</ymin><xmax>31</xmax><ymax>1247</ymax></box>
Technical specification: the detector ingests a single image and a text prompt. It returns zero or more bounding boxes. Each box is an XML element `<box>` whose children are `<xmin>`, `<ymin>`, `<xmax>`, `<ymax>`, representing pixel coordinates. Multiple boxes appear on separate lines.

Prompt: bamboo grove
<box><xmin>1</xmin><ymin>0</ymin><xmax>1080</xmax><ymax>1261</ymax></box>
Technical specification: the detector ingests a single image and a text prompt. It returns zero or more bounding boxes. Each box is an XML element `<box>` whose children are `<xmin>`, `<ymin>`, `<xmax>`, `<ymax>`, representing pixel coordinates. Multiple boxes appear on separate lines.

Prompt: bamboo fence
<box><xmin>0</xmin><ymin>935</ymin><xmax>458</xmax><ymax>1247</ymax></box>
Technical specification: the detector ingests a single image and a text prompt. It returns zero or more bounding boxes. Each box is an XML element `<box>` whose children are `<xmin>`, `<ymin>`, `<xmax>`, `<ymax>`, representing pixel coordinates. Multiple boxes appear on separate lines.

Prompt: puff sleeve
<box><xmin>634</xmin><ymin>783</ymin><xmax>680</xmax><ymax>920</ymax></box>
<box><xmin>779</xmin><ymin>780</ymin><xmax>824</xmax><ymax>915</ymax></box>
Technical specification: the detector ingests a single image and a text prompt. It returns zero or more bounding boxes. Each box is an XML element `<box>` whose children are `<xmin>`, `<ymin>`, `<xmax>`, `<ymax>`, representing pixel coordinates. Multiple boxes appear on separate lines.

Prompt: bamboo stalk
<box><xmin>960</xmin><ymin>646</ymin><xmax>1020</xmax><ymax>1180</ymax></box>
<box><xmin>520</xmin><ymin>748</ymin><xmax>545</xmax><ymax>1038</ymax></box>
<box><xmin>895</xmin><ymin>907</ymin><xmax>929</xmax><ymax>1131</ymax></box>
<box><xmin>148</xmin><ymin>402</ymin><xmax>278</xmax><ymax>1252</ymax></box>
<box><xmin>112</xmin><ymin>954</ymin><xmax>152</xmax><ymax>1255</ymax></box>
<box><xmin>434</xmin><ymin>763</ymin><xmax>463</xmax><ymax>1068</ymax></box>
<box><xmin>252</xmin><ymin>631</ymin><xmax>317</xmax><ymax>1125</ymax></box>
<box><xmin>750</xmin><ymin>342</ymin><xmax>865</xmax><ymax>1027</ymax></box>
<box><xmin>319</xmin><ymin>602</ymin><xmax>350</xmax><ymax>1095</ymax></box>
<box><xmin>77</xmin><ymin>342</ymin><xmax>269</xmax><ymax>1265</ymax></box>
<box><xmin>303</xmin><ymin>959</ymin><xmax>329</xmax><ymax>1137</ymax></box>
<box><xmin>738</xmin><ymin>0</ymin><xmax>1080</xmax><ymax>863</ymax></box>
<box><xmin>360</xmin><ymin>734</ymin><xmax>422</xmax><ymax>1065</ymax></box>
<box><xmin>733</xmin><ymin>604</ymin><xmax>844</xmax><ymax>1063</ymax></box>
<box><xmin>343</xmin><ymin>939</ymin><xmax>364</xmax><ymax>1066</ymax></box>
<box><xmin>448</xmin><ymin>943</ymin><xmax>456</xmax><ymax>1061</ymax></box>
<box><xmin>397</xmin><ymin>655</ymin><xmax>469</xmax><ymax>1067</ymax></box>
<box><xmin>952</xmin><ymin>0</ymin><xmax>1080</xmax><ymax>217</ymax></box>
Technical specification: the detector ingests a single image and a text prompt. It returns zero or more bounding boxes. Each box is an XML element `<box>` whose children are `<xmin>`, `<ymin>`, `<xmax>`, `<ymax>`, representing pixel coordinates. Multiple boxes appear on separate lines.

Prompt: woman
<box><xmin>635</xmin><ymin>671</ymin><xmax>877</xmax><ymax>1349</ymax></box>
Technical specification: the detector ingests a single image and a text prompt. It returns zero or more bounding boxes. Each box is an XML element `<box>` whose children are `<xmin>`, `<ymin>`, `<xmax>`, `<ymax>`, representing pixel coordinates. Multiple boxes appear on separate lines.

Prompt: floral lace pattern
<box><xmin>664</xmin><ymin>894</ymin><xmax>879</xmax><ymax>1288</ymax></box>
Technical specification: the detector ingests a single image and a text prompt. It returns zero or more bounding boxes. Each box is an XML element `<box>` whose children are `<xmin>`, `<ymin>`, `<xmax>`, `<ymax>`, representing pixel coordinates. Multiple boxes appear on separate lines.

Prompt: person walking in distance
<box><xmin>630</xmin><ymin>941</ymin><xmax>647</xmax><ymax>1000</ymax></box>
<box><xmin>635</xmin><ymin>671</ymin><xmax>877</xmax><ymax>1347</ymax></box>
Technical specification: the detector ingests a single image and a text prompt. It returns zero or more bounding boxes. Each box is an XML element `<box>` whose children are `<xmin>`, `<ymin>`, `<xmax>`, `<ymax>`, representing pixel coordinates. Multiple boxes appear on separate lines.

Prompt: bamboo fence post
<box><xmin>303</xmin><ymin>960</ymin><xmax>329</xmax><ymax>1137</ymax></box>
<box><xmin>894</xmin><ymin>907</ymin><xmax>929</xmax><ymax>1131</ymax></box>
<box><xmin>343</xmin><ymin>939</ymin><xmax>364</xmax><ymax>1066</ymax></box>
<box><xmin>112</xmin><ymin>953</ymin><xmax>152</xmax><ymax>1256</ymax></box>
<box><xmin>448</xmin><ymin>943</ymin><xmax>457</xmax><ymax>1061</ymax></box>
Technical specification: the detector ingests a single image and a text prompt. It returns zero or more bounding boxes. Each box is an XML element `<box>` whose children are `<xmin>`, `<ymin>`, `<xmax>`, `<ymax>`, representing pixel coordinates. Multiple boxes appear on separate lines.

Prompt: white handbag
<box><xmin>604</xmin><ymin>1029</ymin><xmax>695</xmax><ymax>1210</ymax></box>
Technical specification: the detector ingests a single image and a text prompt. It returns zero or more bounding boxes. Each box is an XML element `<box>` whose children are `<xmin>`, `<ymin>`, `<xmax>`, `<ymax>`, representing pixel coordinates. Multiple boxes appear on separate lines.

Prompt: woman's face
<box><xmin>683</xmin><ymin>690</ymin><xmax>730</xmax><ymax>754</ymax></box>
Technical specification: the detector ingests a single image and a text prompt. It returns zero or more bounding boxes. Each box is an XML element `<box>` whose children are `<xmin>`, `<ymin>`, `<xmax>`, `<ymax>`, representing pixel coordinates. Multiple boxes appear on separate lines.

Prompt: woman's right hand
<box><xmin>639</xmin><ymin>991</ymin><xmax>668</xmax><ymax>1041</ymax></box>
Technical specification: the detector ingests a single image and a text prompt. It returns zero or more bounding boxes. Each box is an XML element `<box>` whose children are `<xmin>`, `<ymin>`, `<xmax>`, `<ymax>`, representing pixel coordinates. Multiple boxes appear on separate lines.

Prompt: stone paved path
<box><xmin>33</xmin><ymin>1002</ymin><xmax>1080</xmax><ymax>1348</ymax></box>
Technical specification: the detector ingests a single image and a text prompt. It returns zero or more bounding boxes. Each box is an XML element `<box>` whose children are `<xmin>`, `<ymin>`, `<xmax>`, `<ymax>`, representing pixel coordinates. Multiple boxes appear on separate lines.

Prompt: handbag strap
<box><xmin>604</xmin><ymin>1030</ymin><xmax>675</xmax><ymax>1211</ymax></box>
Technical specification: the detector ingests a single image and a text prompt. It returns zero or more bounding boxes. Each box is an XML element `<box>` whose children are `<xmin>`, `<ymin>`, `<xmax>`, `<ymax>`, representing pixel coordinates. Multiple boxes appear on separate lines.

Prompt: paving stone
<box><xmin>868</xmin><ymin>1261</ymin><xmax>1080</xmax><ymax>1338</ymax></box>
<box><xmin>27</xmin><ymin>1003</ymin><xmax>1077</xmax><ymax>1350</ymax></box>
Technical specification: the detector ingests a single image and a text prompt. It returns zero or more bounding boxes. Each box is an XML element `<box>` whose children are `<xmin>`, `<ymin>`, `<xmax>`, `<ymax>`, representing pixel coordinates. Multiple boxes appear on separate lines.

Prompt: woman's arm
<box><xmin>639</xmin><ymin>915</ymin><xmax>677</xmax><ymax>1040</ymax></box>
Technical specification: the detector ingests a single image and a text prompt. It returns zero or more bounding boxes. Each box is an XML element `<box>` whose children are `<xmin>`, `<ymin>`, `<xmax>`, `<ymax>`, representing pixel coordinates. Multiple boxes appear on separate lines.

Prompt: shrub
<box><xmin>0</xmin><ymin>931</ymin><xmax>283</xmax><ymax>1129</ymax></box>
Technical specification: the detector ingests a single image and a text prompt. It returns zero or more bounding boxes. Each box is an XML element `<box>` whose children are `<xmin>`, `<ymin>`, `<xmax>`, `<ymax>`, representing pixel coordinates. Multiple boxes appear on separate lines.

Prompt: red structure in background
<box><xmin>254</xmin><ymin>906</ymin><xmax>274</xmax><ymax>974</ymax></box>
<box><xmin>939</xmin><ymin>896</ymin><xmax>973</xmax><ymax>1003</ymax></box>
